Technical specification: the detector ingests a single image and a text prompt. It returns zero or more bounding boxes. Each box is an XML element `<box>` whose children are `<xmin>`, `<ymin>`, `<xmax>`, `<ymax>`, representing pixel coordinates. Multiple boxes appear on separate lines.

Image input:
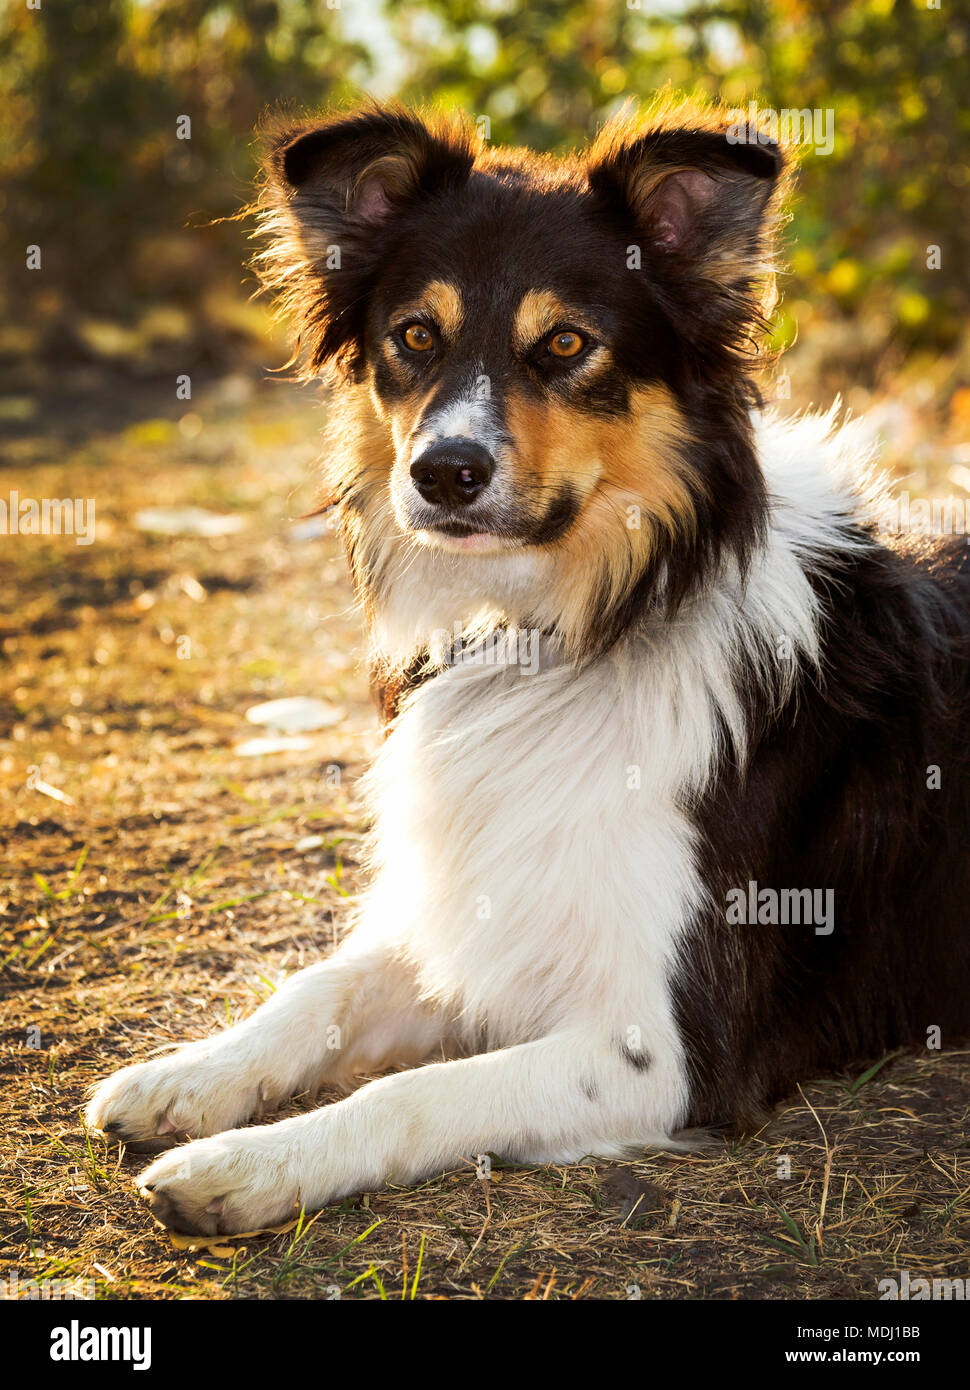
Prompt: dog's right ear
<box><xmin>257</xmin><ymin>106</ymin><xmax>476</xmax><ymax>377</ymax></box>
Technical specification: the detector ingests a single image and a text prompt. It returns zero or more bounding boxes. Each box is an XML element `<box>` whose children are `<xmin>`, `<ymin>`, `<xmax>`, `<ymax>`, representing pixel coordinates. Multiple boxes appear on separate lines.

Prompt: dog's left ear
<box><xmin>587</xmin><ymin>115</ymin><xmax>787</xmax><ymax>349</ymax></box>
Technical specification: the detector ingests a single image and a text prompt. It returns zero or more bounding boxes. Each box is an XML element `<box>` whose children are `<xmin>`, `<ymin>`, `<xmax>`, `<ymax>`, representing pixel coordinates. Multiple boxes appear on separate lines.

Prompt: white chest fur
<box><xmin>358</xmin><ymin>631</ymin><xmax>723</xmax><ymax>1055</ymax></box>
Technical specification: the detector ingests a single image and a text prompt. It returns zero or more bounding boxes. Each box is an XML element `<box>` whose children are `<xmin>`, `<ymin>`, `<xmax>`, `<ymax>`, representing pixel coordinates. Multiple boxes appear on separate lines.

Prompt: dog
<box><xmin>85</xmin><ymin>99</ymin><xmax>970</xmax><ymax>1235</ymax></box>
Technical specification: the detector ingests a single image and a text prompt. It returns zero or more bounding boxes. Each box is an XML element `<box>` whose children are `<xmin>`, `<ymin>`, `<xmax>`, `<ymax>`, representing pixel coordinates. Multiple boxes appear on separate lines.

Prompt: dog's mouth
<box><xmin>415</xmin><ymin>520</ymin><xmax>517</xmax><ymax>554</ymax></box>
<box><xmin>399</xmin><ymin>482</ymin><xmax>580</xmax><ymax>555</ymax></box>
<box><xmin>435</xmin><ymin>521</ymin><xmax>488</xmax><ymax>538</ymax></box>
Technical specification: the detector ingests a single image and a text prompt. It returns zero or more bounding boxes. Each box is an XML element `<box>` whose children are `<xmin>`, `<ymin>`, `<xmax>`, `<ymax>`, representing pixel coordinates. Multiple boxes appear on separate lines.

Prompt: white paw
<box><xmin>137</xmin><ymin>1127</ymin><xmax>307</xmax><ymax>1234</ymax></box>
<box><xmin>85</xmin><ymin>1038</ymin><xmax>273</xmax><ymax>1149</ymax></box>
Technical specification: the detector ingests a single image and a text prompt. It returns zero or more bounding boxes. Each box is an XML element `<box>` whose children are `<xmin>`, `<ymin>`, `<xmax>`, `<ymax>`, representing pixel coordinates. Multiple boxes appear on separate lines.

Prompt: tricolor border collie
<box><xmin>86</xmin><ymin>98</ymin><xmax>970</xmax><ymax>1235</ymax></box>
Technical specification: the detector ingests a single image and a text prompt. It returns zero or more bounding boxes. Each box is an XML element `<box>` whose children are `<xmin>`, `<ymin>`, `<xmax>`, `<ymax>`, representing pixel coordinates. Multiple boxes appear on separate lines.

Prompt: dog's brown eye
<box><xmin>548</xmin><ymin>330</ymin><xmax>584</xmax><ymax>359</ymax></box>
<box><xmin>403</xmin><ymin>324</ymin><xmax>433</xmax><ymax>352</ymax></box>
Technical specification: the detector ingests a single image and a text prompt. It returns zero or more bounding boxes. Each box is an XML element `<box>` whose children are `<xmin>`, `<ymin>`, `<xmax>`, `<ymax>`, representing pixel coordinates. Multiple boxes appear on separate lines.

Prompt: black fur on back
<box><xmin>677</xmin><ymin>534</ymin><xmax>970</xmax><ymax>1127</ymax></box>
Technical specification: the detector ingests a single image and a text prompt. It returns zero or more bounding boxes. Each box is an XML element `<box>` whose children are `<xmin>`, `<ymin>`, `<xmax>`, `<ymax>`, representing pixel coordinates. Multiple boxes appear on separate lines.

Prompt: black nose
<box><xmin>409</xmin><ymin>439</ymin><xmax>494</xmax><ymax>508</ymax></box>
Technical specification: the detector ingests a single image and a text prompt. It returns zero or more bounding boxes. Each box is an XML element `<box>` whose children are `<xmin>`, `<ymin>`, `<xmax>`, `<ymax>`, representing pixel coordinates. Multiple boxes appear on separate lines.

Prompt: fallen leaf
<box><xmin>245</xmin><ymin>697</ymin><xmax>343</xmax><ymax>732</ymax></box>
<box><xmin>32</xmin><ymin>779</ymin><xmax>75</xmax><ymax>806</ymax></box>
<box><xmin>294</xmin><ymin>835</ymin><xmax>325</xmax><ymax>852</ymax></box>
<box><xmin>134</xmin><ymin>506</ymin><xmax>246</xmax><ymax>537</ymax></box>
<box><xmin>165</xmin><ymin>1216</ymin><xmax>301</xmax><ymax>1254</ymax></box>
<box><xmin>234</xmin><ymin>735</ymin><xmax>313</xmax><ymax>757</ymax></box>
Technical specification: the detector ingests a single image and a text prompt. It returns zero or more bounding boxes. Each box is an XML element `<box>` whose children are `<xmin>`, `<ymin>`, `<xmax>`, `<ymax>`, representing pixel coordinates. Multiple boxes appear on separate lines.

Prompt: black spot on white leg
<box><xmin>581</xmin><ymin>1076</ymin><xmax>599</xmax><ymax>1102</ymax></box>
<box><xmin>618</xmin><ymin>1040</ymin><xmax>652</xmax><ymax>1072</ymax></box>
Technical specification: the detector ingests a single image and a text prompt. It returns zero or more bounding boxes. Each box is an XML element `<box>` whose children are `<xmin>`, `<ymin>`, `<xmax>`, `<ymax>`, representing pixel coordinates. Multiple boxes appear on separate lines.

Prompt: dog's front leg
<box><xmin>137</xmin><ymin>1028</ymin><xmax>685</xmax><ymax>1233</ymax></box>
<box><xmin>85</xmin><ymin>937</ymin><xmax>445</xmax><ymax>1147</ymax></box>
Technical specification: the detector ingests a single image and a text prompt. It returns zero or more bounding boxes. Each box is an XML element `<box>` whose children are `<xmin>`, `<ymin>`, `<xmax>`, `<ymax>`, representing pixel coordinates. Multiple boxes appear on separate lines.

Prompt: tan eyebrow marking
<box><xmin>395</xmin><ymin>280</ymin><xmax>464</xmax><ymax>341</ymax></box>
<box><xmin>512</xmin><ymin>289</ymin><xmax>593</xmax><ymax>352</ymax></box>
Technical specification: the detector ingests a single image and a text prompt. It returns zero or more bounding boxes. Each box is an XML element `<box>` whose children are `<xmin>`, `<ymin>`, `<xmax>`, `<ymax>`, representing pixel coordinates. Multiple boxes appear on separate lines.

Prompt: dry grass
<box><xmin>1</xmin><ymin>365</ymin><xmax>968</xmax><ymax>1300</ymax></box>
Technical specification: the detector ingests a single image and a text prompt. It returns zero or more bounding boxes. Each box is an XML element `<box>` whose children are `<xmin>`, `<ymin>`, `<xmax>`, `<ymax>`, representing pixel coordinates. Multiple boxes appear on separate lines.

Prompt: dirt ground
<box><xmin>1</xmin><ymin>364</ymin><xmax>968</xmax><ymax>1300</ymax></box>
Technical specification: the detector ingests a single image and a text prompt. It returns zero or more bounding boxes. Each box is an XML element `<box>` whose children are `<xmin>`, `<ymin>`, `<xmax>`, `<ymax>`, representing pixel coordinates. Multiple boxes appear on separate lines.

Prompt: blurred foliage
<box><xmin>1</xmin><ymin>0</ymin><xmax>967</xmax><ymax>379</ymax></box>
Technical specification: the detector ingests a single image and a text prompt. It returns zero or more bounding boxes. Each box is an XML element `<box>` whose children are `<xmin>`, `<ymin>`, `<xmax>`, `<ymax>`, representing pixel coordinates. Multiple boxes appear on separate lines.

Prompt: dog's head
<box><xmin>258</xmin><ymin>100</ymin><xmax>788</xmax><ymax>662</ymax></box>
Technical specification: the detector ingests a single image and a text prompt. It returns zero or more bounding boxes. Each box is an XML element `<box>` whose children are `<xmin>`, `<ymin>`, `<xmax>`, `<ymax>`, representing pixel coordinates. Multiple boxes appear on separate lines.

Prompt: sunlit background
<box><xmin>2</xmin><ymin>2</ymin><xmax>970</xmax><ymax>1303</ymax></box>
<box><xmin>2</xmin><ymin>0</ymin><xmax>968</xmax><ymax>424</ymax></box>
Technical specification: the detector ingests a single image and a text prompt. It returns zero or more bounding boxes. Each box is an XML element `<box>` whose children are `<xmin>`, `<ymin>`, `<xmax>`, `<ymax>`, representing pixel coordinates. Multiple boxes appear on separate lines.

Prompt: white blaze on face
<box><xmin>408</xmin><ymin>386</ymin><xmax>503</xmax><ymax>466</ymax></box>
